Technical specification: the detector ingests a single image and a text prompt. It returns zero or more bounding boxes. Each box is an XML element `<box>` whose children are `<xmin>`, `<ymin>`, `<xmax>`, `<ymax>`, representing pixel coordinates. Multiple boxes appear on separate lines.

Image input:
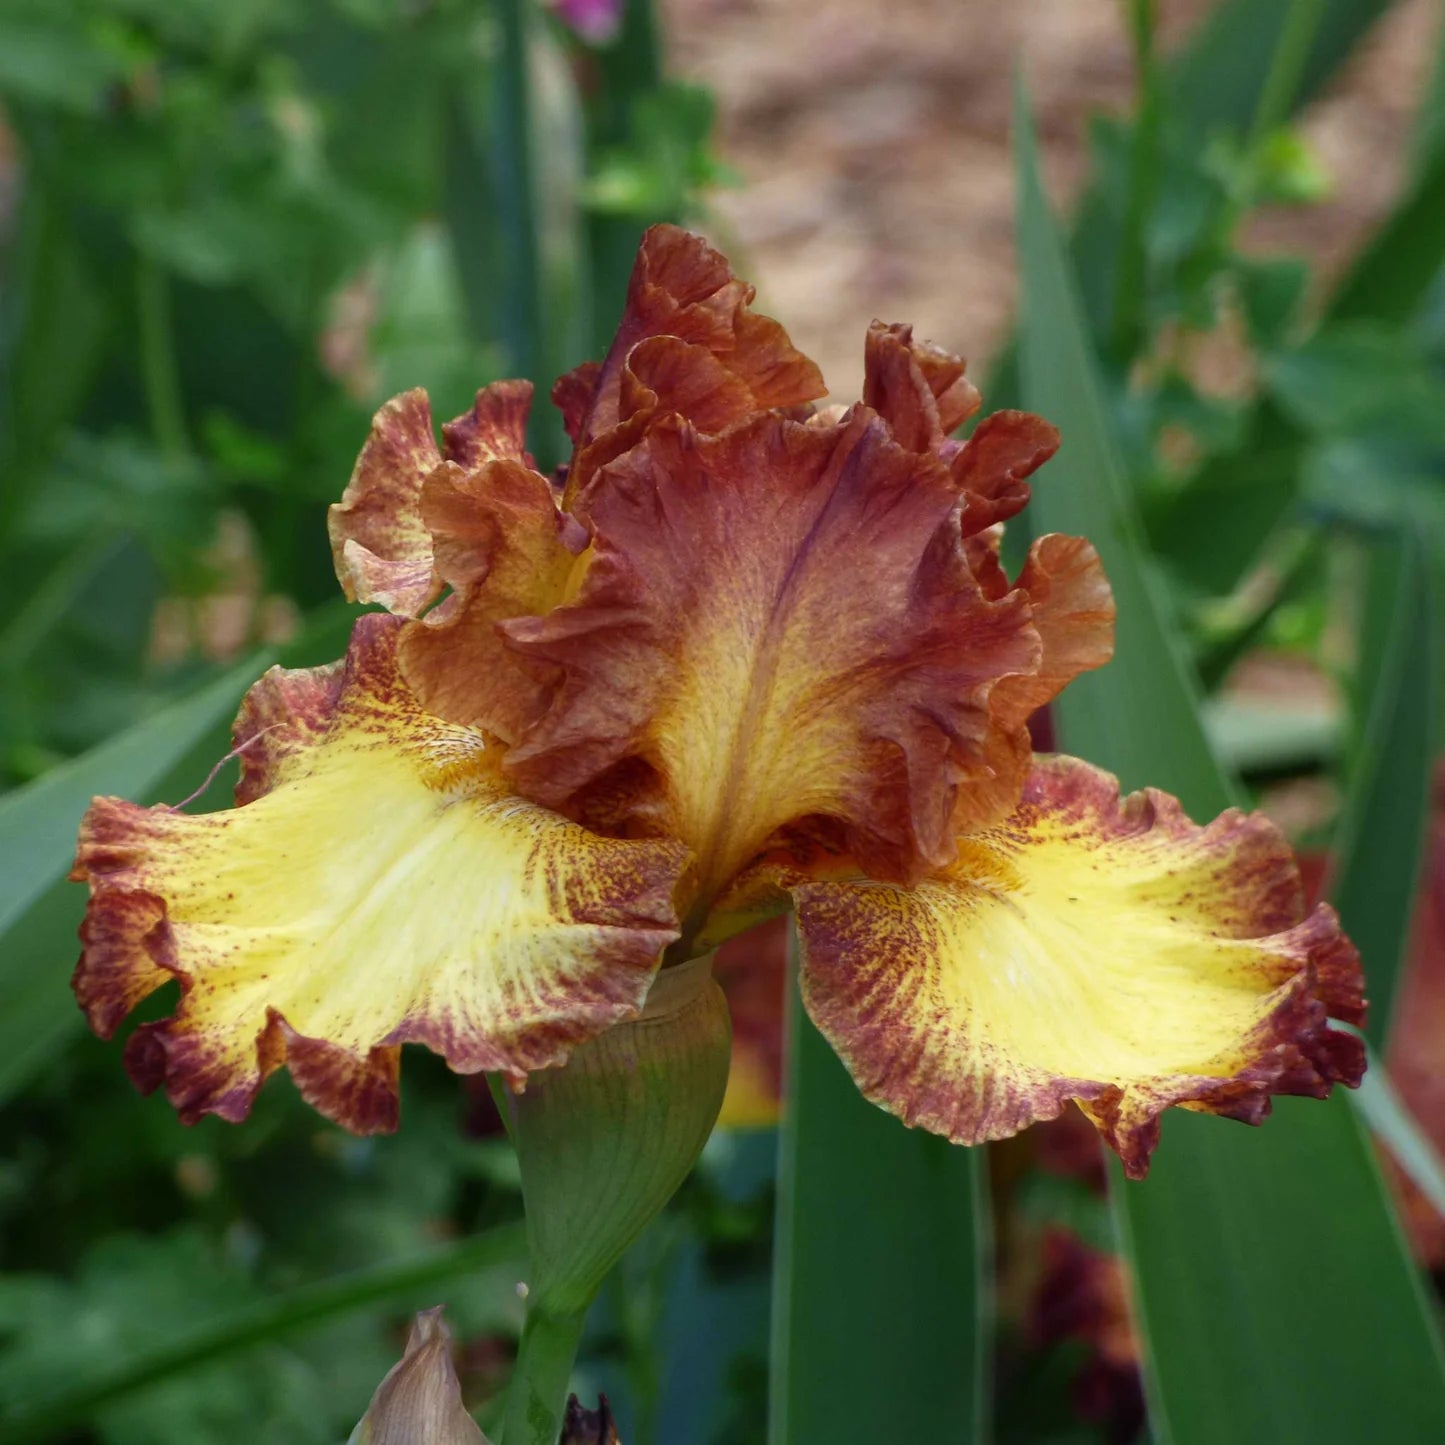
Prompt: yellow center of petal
<box><xmin>933</xmin><ymin>835</ymin><xmax>1291</xmax><ymax>1083</ymax></box>
<box><xmin>74</xmin><ymin>620</ymin><xmax>687</xmax><ymax>1129</ymax></box>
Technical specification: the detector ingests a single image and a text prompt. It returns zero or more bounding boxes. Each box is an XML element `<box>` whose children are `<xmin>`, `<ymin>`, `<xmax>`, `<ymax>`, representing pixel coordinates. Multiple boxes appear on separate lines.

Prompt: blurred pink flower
<box><xmin>551</xmin><ymin>0</ymin><xmax>623</xmax><ymax>44</ymax></box>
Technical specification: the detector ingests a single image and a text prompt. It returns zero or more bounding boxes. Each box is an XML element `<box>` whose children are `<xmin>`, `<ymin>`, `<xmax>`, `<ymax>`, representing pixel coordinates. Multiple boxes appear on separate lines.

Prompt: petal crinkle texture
<box><xmin>71</xmin><ymin>615</ymin><xmax>686</xmax><ymax>1132</ymax></box>
<box><xmin>558</xmin><ymin>224</ymin><xmax>826</xmax><ymax>506</ymax></box>
<box><xmin>988</xmin><ymin>533</ymin><xmax>1116</xmax><ymax>730</ymax></box>
<box><xmin>327</xmin><ymin>381</ymin><xmax>533</xmax><ymax>615</ymax></box>
<box><xmin>862</xmin><ymin>319</ymin><xmax>982</xmax><ymax>452</ymax></box>
<box><xmin>504</xmin><ymin>407</ymin><xmax>1041</xmax><ymax>904</ymax></box>
<box><xmin>946</xmin><ymin>531</ymin><xmax>1115</xmax><ymax>836</ymax></box>
<box><xmin>860</xmin><ymin>319</ymin><xmax>1059</xmax><ymax>539</ymax></box>
<box><xmin>399</xmin><ymin>457</ymin><xmax>583</xmax><ymax>740</ymax></box>
<box><xmin>793</xmin><ymin>755</ymin><xmax>1365</xmax><ymax>1178</ymax></box>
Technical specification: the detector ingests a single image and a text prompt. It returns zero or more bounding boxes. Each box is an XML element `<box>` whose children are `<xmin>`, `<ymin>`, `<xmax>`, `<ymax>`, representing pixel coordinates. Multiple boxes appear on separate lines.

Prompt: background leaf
<box><xmin>1330</xmin><ymin>532</ymin><xmax>1438</xmax><ymax>1048</ymax></box>
<box><xmin>768</xmin><ymin>944</ymin><xmax>988</xmax><ymax>1445</ymax></box>
<box><xmin>0</xmin><ymin>604</ymin><xmax>355</xmax><ymax>1108</ymax></box>
<box><xmin>0</xmin><ymin>656</ymin><xmax>259</xmax><ymax>941</ymax></box>
<box><xmin>1015</xmin><ymin>74</ymin><xmax>1445</xmax><ymax>1445</ymax></box>
<box><xmin>0</xmin><ymin>1224</ymin><xmax>526</xmax><ymax>1444</ymax></box>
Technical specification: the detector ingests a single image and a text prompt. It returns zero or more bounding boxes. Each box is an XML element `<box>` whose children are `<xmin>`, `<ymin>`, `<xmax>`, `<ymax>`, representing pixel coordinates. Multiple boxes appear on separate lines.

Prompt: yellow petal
<box><xmin>72</xmin><ymin>616</ymin><xmax>686</xmax><ymax>1132</ymax></box>
<box><xmin>792</xmin><ymin>755</ymin><xmax>1364</xmax><ymax>1177</ymax></box>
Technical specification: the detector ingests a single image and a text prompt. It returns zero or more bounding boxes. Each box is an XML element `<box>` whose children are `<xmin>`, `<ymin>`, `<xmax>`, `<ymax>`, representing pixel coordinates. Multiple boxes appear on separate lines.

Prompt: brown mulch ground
<box><xmin>662</xmin><ymin>0</ymin><xmax>1439</xmax><ymax>399</ymax></box>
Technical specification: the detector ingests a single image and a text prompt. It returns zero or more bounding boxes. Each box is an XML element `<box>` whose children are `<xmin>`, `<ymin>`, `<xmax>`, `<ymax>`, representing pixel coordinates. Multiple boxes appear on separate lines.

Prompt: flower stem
<box><xmin>501</xmin><ymin>1304</ymin><xmax>587</xmax><ymax>1445</ymax></box>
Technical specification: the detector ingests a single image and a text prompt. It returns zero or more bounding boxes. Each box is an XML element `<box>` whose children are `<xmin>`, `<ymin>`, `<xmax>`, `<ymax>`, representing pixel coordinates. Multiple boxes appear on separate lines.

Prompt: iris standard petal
<box><xmin>947</xmin><ymin>531</ymin><xmax>1115</xmax><ymax>836</ymax></box>
<box><xmin>987</xmin><ymin>534</ymin><xmax>1116</xmax><ymax>731</ymax></box>
<box><xmin>862</xmin><ymin>319</ymin><xmax>981</xmax><ymax>452</ymax></box>
<box><xmin>558</xmin><ymin>225</ymin><xmax>825</xmax><ymax>509</ymax></box>
<box><xmin>792</xmin><ymin>755</ymin><xmax>1363</xmax><ymax>1178</ymax></box>
<box><xmin>950</xmin><ymin>409</ymin><xmax>1062</xmax><ymax>536</ymax></box>
<box><xmin>327</xmin><ymin>382</ymin><xmax>532</xmax><ymax>615</ymax></box>
<box><xmin>503</xmin><ymin>407</ymin><xmax>1040</xmax><ymax>904</ymax></box>
<box><xmin>577</xmin><ymin>224</ymin><xmax>825</xmax><ymax>443</ymax></box>
<box><xmin>399</xmin><ymin>457</ymin><xmax>583</xmax><ymax>741</ymax></box>
<box><xmin>71</xmin><ymin>615</ymin><xmax>686</xmax><ymax>1132</ymax></box>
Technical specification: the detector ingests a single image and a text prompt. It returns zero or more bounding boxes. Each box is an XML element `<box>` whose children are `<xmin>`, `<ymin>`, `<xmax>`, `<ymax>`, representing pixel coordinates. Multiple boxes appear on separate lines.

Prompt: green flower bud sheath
<box><xmin>501</xmin><ymin>951</ymin><xmax>731</xmax><ymax>1445</ymax></box>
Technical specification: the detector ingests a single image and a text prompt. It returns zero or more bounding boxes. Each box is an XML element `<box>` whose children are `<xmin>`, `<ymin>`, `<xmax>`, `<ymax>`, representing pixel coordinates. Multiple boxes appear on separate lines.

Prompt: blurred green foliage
<box><xmin>4</xmin><ymin>0</ymin><xmax>1445</xmax><ymax>1440</ymax></box>
<box><xmin>0</xmin><ymin>0</ymin><xmax>728</xmax><ymax>1438</ymax></box>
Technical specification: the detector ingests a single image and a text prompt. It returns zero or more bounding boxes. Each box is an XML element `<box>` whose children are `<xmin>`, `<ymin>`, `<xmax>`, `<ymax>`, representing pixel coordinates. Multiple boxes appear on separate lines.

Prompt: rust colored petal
<box><xmin>327</xmin><ymin>383</ymin><xmax>534</xmax><ymax>616</ymax></box>
<box><xmin>566</xmin><ymin>224</ymin><xmax>825</xmax><ymax>451</ymax></box>
<box><xmin>622</xmin><ymin>335</ymin><xmax>761</xmax><ymax>432</ymax></box>
<box><xmin>862</xmin><ymin>320</ymin><xmax>981</xmax><ymax>451</ymax></box>
<box><xmin>440</xmin><ymin>378</ymin><xmax>533</xmax><ymax>471</ymax></box>
<box><xmin>989</xmin><ymin>534</ymin><xmax>1116</xmax><ymax>730</ymax></box>
<box><xmin>965</xmin><ymin>523</ymin><xmax>1011</xmax><ymax>600</ymax></box>
<box><xmin>951</xmin><ymin>410</ymin><xmax>1061</xmax><ymax>537</ymax></box>
<box><xmin>503</xmin><ymin>408</ymin><xmax>1040</xmax><ymax>906</ymax></box>
<box><xmin>399</xmin><ymin>458</ymin><xmax>582</xmax><ymax>740</ymax></box>
<box><xmin>72</xmin><ymin>616</ymin><xmax>686</xmax><ymax>1132</ymax></box>
<box><xmin>554</xmin><ymin>362</ymin><xmax>603</xmax><ymax>444</ymax></box>
<box><xmin>945</xmin><ymin>534</ymin><xmax>1113</xmax><ymax>837</ymax></box>
<box><xmin>327</xmin><ymin>389</ymin><xmax>443</xmax><ymax>615</ymax></box>
<box><xmin>1028</xmin><ymin>1231</ymin><xmax>1144</xmax><ymax>1440</ymax></box>
<box><xmin>948</xmin><ymin>721</ymin><xmax>1036</xmax><ymax>839</ymax></box>
<box><xmin>713</xmin><ymin>914</ymin><xmax>789</xmax><ymax>1128</ymax></box>
<box><xmin>792</xmin><ymin>754</ymin><xmax>1364</xmax><ymax>1179</ymax></box>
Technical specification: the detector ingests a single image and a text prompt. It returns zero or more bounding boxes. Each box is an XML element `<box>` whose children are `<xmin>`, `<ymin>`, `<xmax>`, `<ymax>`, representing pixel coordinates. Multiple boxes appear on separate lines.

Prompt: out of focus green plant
<box><xmin>6</xmin><ymin>0</ymin><xmax>1445</xmax><ymax>1442</ymax></box>
<box><xmin>0</xmin><ymin>0</ymin><xmax>730</xmax><ymax>1440</ymax></box>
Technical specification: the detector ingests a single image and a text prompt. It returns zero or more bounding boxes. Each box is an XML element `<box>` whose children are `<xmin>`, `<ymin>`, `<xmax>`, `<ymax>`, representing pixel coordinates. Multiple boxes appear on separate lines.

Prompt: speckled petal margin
<box><xmin>793</xmin><ymin>754</ymin><xmax>1364</xmax><ymax>1178</ymax></box>
<box><xmin>72</xmin><ymin>615</ymin><xmax>686</xmax><ymax>1132</ymax></box>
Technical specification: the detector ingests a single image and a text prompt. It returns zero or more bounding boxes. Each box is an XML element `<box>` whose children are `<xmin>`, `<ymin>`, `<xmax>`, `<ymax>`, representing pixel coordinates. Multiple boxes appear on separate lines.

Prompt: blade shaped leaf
<box><xmin>0</xmin><ymin>604</ymin><xmax>356</xmax><ymax>1106</ymax></box>
<box><xmin>1015</xmin><ymin>76</ymin><xmax>1445</xmax><ymax>1445</ymax></box>
<box><xmin>1167</xmin><ymin>0</ymin><xmax>1396</xmax><ymax>146</ymax></box>
<box><xmin>1330</xmin><ymin>531</ymin><xmax>1437</xmax><ymax>1048</ymax></box>
<box><xmin>1355</xmin><ymin>1051</ymin><xmax>1445</xmax><ymax>1223</ymax></box>
<box><xmin>768</xmin><ymin>936</ymin><xmax>988</xmax><ymax>1445</ymax></box>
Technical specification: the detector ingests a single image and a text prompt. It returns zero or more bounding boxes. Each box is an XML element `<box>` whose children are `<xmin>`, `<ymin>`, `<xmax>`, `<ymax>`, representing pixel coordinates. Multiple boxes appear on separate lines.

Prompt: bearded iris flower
<box><xmin>72</xmin><ymin>226</ymin><xmax>1364</xmax><ymax>1179</ymax></box>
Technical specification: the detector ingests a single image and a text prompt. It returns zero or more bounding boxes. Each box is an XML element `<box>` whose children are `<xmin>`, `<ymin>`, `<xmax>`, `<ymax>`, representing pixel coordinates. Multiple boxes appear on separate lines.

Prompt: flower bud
<box><xmin>511</xmin><ymin>950</ymin><xmax>732</xmax><ymax>1315</ymax></box>
<box><xmin>349</xmin><ymin>1307</ymin><xmax>489</xmax><ymax>1445</ymax></box>
<box><xmin>561</xmin><ymin>1393</ymin><xmax>623</xmax><ymax>1444</ymax></box>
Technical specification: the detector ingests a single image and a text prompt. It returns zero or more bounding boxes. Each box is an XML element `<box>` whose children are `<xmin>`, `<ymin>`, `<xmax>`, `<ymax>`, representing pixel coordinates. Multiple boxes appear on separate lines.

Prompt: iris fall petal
<box><xmin>72</xmin><ymin>616</ymin><xmax>686</xmax><ymax>1130</ymax></box>
<box><xmin>793</xmin><ymin>755</ymin><xmax>1364</xmax><ymax>1178</ymax></box>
